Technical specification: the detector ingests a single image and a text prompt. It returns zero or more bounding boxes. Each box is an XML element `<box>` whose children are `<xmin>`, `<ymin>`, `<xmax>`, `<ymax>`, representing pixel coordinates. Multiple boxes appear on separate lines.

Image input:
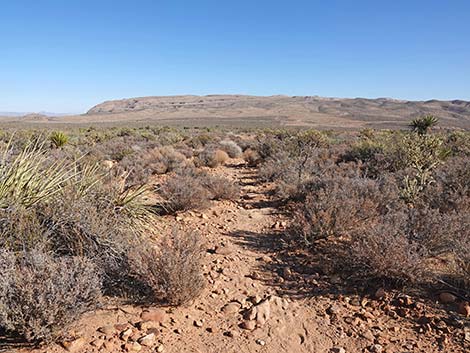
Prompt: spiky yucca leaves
<box><xmin>409</xmin><ymin>115</ymin><xmax>439</xmax><ymax>135</ymax></box>
<box><xmin>49</xmin><ymin>131</ymin><xmax>69</xmax><ymax>148</ymax></box>
<box><xmin>0</xmin><ymin>141</ymin><xmax>78</xmax><ymax>208</ymax></box>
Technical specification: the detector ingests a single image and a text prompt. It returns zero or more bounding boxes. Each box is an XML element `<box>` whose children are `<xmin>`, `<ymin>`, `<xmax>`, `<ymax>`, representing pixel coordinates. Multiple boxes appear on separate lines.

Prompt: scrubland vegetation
<box><xmin>0</xmin><ymin>120</ymin><xmax>468</xmax><ymax>348</ymax></box>
<box><xmin>247</xmin><ymin>120</ymin><xmax>469</xmax><ymax>294</ymax></box>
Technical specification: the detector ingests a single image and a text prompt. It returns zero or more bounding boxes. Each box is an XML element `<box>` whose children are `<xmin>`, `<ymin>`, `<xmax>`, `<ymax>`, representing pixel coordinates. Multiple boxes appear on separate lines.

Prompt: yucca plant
<box><xmin>409</xmin><ymin>115</ymin><xmax>439</xmax><ymax>135</ymax></box>
<box><xmin>0</xmin><ymin>141</ymin><xmax>78</xmax><ymax>208</ymax></box>
<box><xmin>49</xmin><ymin>131</ymin><xmax>69</xmax><ymax>148</ymax></box>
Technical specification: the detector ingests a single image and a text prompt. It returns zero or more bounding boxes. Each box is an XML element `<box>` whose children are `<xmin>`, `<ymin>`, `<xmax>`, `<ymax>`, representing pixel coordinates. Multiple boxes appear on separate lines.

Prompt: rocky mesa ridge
<box><xmin>85</xmin><ymin>95</ymin><xmax>470</xmax><ymax>129</ymax></box>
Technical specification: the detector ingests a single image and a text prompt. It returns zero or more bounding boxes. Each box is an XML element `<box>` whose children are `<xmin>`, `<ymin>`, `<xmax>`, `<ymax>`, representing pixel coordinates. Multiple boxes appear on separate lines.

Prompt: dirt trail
<box><xmin>21</xmin><ymin>159</ymin><xmax>468</xmax><ymax>353</ymax></box>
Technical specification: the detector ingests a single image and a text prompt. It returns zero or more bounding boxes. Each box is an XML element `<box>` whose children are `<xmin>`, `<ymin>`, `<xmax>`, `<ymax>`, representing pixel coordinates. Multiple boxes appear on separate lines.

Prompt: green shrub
<box><xmin>49</xmin><ymin>131</ymin><xmax>69</xmax><ymax>148</ymax></box>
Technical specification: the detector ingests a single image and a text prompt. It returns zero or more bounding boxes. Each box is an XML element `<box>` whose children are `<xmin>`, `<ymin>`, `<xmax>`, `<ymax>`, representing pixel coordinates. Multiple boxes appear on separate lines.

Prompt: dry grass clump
<box><xmin>159</xmin><ymin>169</ymin><xmax>239</xmax><ymax>212</ymax></box>
<box><xmin>243</xmin><ymin>148</ymin><xmax>261</xmax><ymax>166</ymax></box>
<box><xmin>130</xmin><ymin>231</ymin><xmax>204</xmax><ymax>305</ymax></box>
<box><xmin>290</xmin><ymin>176</ymin><xmax>401</xmax><ymax>246</ymax></box>
<box><xmin>219</xmin><ymin>140</ymin><xmax>242</xmax><ymax>158</ymax></box>
<box><xmin>120</xmin><ymin>145</ymin><xmax>190</xmax><ymax>185</ymax></box>
<box><xmin>200</xmin><ymin>174</ymin><xmax>240</xmax><ymax>201</ymax></box>
<box><xmin>196</xmin><ymin>147</ymin><xmax>229</xmax><ymax>168</ymax></box>
<box><xmin>159</xmin><ymin>173</ymin><xmax>212</xmax><ymax>212</ymax></box>
<box><xmin>0</xmin><ymin>250</ymin><xmax>101</xmax><ymax>342</ymax></box>
<box><xmin>351</xmin><ymin>212</ymin><xmax>430</xmax><ymax>284</ymax></box>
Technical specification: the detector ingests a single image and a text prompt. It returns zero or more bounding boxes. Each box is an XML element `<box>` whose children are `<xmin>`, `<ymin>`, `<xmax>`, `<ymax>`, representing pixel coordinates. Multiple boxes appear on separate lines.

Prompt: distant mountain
<box><xmin>0</xmin><ymin>111</ymin><xmax>69</xmax><ymax>117</ymax></box>
<box><xmin>7</xmin><ymin>95</ymin><xmax>470</xmax><ymax>130</ymax></box>
<box><xmin>83</xmin><ymin>95</ymin><xmax>470</xmax><ymax>129</ymax></box>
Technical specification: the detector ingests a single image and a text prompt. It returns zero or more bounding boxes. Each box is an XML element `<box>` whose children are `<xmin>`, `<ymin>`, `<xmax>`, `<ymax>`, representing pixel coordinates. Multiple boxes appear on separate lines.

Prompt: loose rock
<box><xmin>439</xmin><ymin>292</ymin><xmax>457</xmax><ymax>304</ymax></box>
<box><xmin>240</xmin><ymin>320</ymin><xmax>256</xmax><ymax>330</ymax></box>
<box><xmin>61</xmin><ymin>338</ymin><xmax>86</xmax><ymax>353</ymax></box>
<box><xmin>98</xmin><ymin>325</ymin><xmax>115</xmax><ymax>335</ymax></box>
<box><xmin>458</xmin><ymin>302</ymin><xmax>470</xmax><ymax>317</ymax></box>
<box><xmin>244</xmin><ymin>298</ymin><xmax>271</xmax><ymax>327</ymax></box>
<box><xmin>138</xmin><ymin>333</ymin><xmax>156</xmax><ymax>347</ymax></box>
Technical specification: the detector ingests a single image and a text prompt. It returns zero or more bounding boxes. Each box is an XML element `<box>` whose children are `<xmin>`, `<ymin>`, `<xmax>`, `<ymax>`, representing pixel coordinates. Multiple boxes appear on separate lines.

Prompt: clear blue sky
<box><xmin>1</xmin><ymin>0</ymin><xmax>469</xmax><ymax>113</ymax></box>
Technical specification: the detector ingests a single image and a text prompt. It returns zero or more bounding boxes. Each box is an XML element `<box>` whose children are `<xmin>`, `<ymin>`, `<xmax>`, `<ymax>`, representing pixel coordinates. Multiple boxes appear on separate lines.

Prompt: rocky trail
<box><xmin>14</xmin><ymin>160</ymin><xmax>470</xmax><ymax>353</ymax></box>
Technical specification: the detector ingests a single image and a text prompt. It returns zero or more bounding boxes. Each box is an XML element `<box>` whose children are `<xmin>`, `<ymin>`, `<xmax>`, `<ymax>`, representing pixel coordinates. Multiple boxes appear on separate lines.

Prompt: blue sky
<box><xmin>1</xmin><ymin>0</ymin><xmax>469</xmax><ymax>113</ymax></box>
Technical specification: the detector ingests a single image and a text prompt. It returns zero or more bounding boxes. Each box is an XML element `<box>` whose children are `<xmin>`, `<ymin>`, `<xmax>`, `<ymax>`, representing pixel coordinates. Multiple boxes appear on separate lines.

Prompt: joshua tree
<box><xmin>409</xmin><ymin>115</ymin><xmax>439</xmax><ymax>135</ymax></box>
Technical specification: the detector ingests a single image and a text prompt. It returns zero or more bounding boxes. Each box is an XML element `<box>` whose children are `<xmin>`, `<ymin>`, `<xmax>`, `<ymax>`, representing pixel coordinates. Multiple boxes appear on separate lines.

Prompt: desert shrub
<box><xmin>0</xmin><ymin>206</ymin><xmax>47</xmax><ymax>251</ymax></box>
<box><xmin>219</xmin><ymin>140</ymin><xmax>242</xmax><ymax>158</ymax></box>
<box><xmin>445</xmin><ymin>130</ymin><xmax>470</xmax><ymax>156</ymax></box>
<box><xmin>159</xmin><ymin>173</ymin><xmax>211</xmax><ymax>212</ymax></box>
<box><xmin>421</xmin><ymin>156</ymin><xmax>470</xmax><ymax>212</ymax></box>
<box><xmin>256</xmin><ymin>130</ymin><xmax>330</xmax><ymax>199</ymax></box>
<box><xmin>383</xmin><ymin>134</ymin><xmax>450</xmax><ymax>203</ymax></box>
<box><xmin>200</xmin><ymin>174</ymin><xmax>240</xmax><ymax>200</ymax></box>
<box><xmin>186</xmin><ymin>134</ymin><xmax>216</xmax><ymax>149</ymax></box>
<box><xmin>0</xmin><ymin>250</ymin><xmax>101</xmax><ymax>342</ymax></box>
<box><xmin>49</xmin><ymin>131</ymin><xmax>69</xmax><ymax>148</ymax></box>
<box><xmin>120</xmin><ymin>146</ymin><xmax>190</xmax><ymax>185</ymax></box>
<box><xmin>196</xmin><ymin>147</ymin><xmax>229</xmax><ymax>168</ymax></box>
<box><xmin>405</xmin><ymin>208</ymin><xmax>468</xmax><ymax>257</ymax></box>
<box><xmin>452</xmin><ymin>231</ymin><xmax>470</xmax><ymax>291</ymax></box>
<box><xmin>130</xmin><ymin>231</ymin><xmax>204</xmax><ymax>305</ymax></box>
<box><xmin>289</xmin><ymin>176</ymin><xmax>401</xmax><ymax>246</ymax></box>
<box><xmin>40</xmin><ymin>185</ymin><xmax>140</xmax><ymax>277</ymax></box>
<box><xmin>243</xmin><ymin>148</ymin><xmax>261</xmax><ymax>166</ymax></box>
<box><xmin>351</xmin><ymin>212</ymin><xmax>429</xmax><ymax>284</ymax></box>
<box><xmin>0</xmin><ymin>141</ymin><xmax>155</xmax><ymax>292</ymax></box>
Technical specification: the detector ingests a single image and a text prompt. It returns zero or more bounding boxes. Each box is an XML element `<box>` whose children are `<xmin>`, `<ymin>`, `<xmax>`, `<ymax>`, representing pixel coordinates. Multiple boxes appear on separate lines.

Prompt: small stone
<box><xmin>98</xmin><ymin>325</ymin><xmax>115</xmax><ymax>335</ymax></box>
<box><xmin>458</xmin><ymin>302</ymin><xmax>470</xmax><ymax>317</ymax></box>
<box><xmin>114</xmin><ymin>323</ymin><xmax>129</xmax><ymax>331</ymax></box>
<box><xmin>141</xmin><ymin>309</ymin><xmax>166</xmax><ymax>323</ymax></box>
<box><xmin>124</xmin><ymin>341</ymin><xmax>142</xmax><ymax>352</ymax></box>
<box><xmin>156</xmin><ymin>344</ymin><xmax>165</xmax><ymax>352</ymax></box>
<box><xmin>327</xmin><ymin>304</ymin><xmax>341</xmax><ymax>315</ymax></box>
<box><xmin>282</xmin><ymin>267</ymin><xmax>292</xmax><ymax>278</ymax></box>
<box><xmin>103</xmin><ymin>341</ymin><xmax>116</xmax><ymax>351</ymax></box>
<box><xmin>240</xmin><ymin>320</ymin><xmax>256</xmax><ymax>330</ymax></box>
<box><xmin>91</xmin><ymin>339</ymin><xmax>104</xmax><ymax>348</ymax></box>
<box><xmin>331</xmin><ymin>347</ymin><xmax>346</xmax><ymax>353</ymax></box>
<box><xmin>374</xmin><ymin>288</ymin><xmax>386</xmax><ymax>299</ymax></box>
<box><xmin>244</xmin><ymin>298</ymin><xmax>270</xmax><ymax>327</ymax></box>
<box><xmin>248</xmin><ymin>295</ymin><xmax>262</xmax><ymax>305</ymax></box>
<box><xmin>61</xmin><ymin>338</ymin><xmax>86</xmax><ymax>353</ymax></box>
<box><xmin>194</xmin><ymin>320</ymin><xmax>203</xmax><ymax>328</ymax></box>
<box><xmin>361</xmin><ymin>330</ymin><xmax>375</xmax><ymax>342</ymax></box>
<box><xmin>369</xmin><ymin>344</ymin><xmax>383</xmax><ymax>353</ymax></box>
<box><xmin>121</xmin><ymin>328</ymin><xmax>133</xmax><ymax>341</ymax></box>
<box><xmin>255</xmin><ymin>339</ymin><xmax>266</xmax><ymax>346</ymax></box>
<box><xmin>136</xmin><ymin>321</ymin><xmax>159</xmax><ymax>333</ymax></box>
<box><xmin>138</xmin><ymin>333</ymin><xmax>156</xmax><ymax>347</ymax></box>
<box><xmin>439</xmin><ymin>292</ymin><xmax>457</xmax><ymax>303</ymax></box>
